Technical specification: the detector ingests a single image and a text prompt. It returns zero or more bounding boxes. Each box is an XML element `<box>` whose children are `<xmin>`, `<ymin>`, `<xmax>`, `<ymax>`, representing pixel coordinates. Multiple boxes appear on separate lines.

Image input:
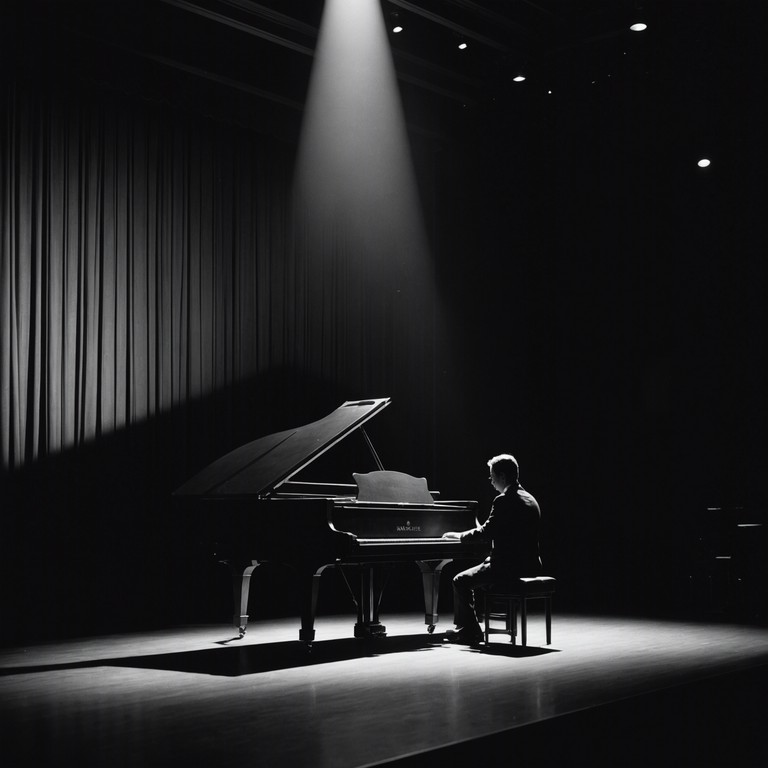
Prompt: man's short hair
<box><xmin>488</xmin><ymin>454</ymin><xmax>519</xmax><ymax>484</ymax></box>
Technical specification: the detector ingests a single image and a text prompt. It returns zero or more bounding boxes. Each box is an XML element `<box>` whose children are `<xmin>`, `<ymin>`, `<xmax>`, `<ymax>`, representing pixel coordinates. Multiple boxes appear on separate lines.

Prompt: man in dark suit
<box><xmin>442</xmin><ymin>453</ymin><xmax>542</xmax><ymax>644</ymax></box>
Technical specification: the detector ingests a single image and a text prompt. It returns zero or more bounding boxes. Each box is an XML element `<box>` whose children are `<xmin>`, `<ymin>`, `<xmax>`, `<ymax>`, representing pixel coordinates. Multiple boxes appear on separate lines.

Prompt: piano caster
<box><xmin>427</xmin><ymin>625</ymin><xmax>435</xmax><ymax>634</ymax></box>
<box><xmin>239</xmin><ymin>626</ymin><xmax>247</xmax><ymax>638</ymax></box>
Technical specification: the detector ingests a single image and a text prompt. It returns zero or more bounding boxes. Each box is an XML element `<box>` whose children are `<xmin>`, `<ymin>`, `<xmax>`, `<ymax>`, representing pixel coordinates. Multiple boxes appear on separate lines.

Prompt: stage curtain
<box><xmin>1</xmin><ymin>79</ymin><xmax>436</xmax><ymax>474</ymax></box>
<box><xmin>1</xmin><ymin>83</ymin><xmax>261</xmax><ymax>468</ymax></box>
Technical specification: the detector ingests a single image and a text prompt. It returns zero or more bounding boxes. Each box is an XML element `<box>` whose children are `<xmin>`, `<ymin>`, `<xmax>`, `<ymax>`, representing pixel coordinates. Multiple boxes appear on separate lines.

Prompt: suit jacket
<box><xmin>460</xmin><ymin>484</ymin><xmax>542</xmax><ymax>574</ymax></box>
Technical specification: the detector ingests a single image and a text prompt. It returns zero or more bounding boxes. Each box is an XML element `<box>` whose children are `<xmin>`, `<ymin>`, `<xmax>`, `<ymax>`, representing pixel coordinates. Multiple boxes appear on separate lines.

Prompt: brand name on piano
<box><xmin>396</xmin><ymin>521</ymin><xmax>422</xmax><ymax>532</ymax></box>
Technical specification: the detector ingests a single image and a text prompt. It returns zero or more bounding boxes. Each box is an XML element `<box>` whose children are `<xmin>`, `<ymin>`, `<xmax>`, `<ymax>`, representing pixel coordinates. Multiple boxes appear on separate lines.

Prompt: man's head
<box><xmin>487</xmin><ymin>454</ymin><xmax>519</xmax><ymax>492</ymax></box>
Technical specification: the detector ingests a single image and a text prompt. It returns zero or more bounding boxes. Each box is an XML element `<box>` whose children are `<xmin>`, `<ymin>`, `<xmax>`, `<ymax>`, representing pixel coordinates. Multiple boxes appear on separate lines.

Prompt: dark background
<box><xmin>2</xmin><ymin>1</ymin><xmax>766</xmax><ymax>644</ymax></box>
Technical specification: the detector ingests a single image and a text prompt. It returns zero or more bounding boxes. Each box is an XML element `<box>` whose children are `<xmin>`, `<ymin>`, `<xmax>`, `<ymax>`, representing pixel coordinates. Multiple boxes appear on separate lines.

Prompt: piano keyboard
<box><xmin>356</xmin><ymin>537</ymin><xmax>456</xmax><ymax>545</ymax></box>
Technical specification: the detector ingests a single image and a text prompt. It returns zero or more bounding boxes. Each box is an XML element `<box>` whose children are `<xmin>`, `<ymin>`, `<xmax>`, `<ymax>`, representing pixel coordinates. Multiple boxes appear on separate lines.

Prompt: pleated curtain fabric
<box><xmin>1</xmin><ymin>80</ymin><xmax>437</xmax><ymax>476</ymax></box>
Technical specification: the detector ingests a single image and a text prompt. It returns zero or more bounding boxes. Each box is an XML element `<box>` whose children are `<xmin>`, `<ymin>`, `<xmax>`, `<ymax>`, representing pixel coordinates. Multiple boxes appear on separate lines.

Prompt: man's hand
<box><xmin>442</xmin><ymin>531</ymin><xmax>461</xmax><ymax>540</ymax></box>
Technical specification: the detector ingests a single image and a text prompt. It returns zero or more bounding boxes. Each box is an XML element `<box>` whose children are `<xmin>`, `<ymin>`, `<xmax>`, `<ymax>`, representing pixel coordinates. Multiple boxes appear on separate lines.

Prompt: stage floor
<box><xmin>2</xmin><ymin>612</ymin><xmax>767</xmax><ymax>767</ymax></box>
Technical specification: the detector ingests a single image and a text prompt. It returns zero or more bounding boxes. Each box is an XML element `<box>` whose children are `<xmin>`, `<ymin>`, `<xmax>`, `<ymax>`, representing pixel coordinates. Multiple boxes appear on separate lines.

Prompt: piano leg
<box><xmin>416</xmin><ymin>559</ymin><xmax>453</xmax><ymax>633</ymax></box>
<box><xmin>298</xmin><ymin>565</ymin><xmax>333</xmax><ymax>645</ymax></box>
<box><xmin>232</xmin><ymin>560</ymin><xmax>260</xmax><ymax>637</ymax></box>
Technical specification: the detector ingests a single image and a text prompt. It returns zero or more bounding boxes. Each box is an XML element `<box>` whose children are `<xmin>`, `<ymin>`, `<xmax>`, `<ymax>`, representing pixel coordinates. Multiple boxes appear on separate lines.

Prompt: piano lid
<box><xmin>173</xmin><ymin>398</ymin><xmax>391</xmax><ymax>499</ymax></box>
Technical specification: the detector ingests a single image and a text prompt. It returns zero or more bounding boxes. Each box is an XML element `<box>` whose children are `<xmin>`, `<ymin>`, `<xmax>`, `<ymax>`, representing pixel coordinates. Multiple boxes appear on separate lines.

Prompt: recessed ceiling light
<box><xmin>630</xmin><ymin>22</ymin><xmax>648</xmax><ymax>32</ymax></box>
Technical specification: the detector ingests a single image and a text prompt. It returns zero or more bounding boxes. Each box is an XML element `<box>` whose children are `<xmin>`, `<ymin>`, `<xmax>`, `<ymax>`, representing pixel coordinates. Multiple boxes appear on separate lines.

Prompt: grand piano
<box><xmin>174</xmin><ymin>398</ymin><xmax>486</xmax><ymax>643</ymax></box>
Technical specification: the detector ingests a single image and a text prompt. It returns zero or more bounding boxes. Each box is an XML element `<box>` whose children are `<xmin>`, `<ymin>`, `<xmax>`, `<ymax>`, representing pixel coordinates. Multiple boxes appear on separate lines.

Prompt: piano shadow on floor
<box><xmin>0</xmin><ymin>633</ymin><xmax>559</xmax><ymax>678</ymax></box>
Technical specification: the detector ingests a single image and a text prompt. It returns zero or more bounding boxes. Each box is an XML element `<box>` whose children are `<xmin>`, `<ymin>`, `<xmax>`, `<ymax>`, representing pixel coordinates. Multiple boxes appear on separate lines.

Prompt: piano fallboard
<box><xmin>330</xmin><ymin>499</ymin><xmax>479</xmax><ymax>541</ymax></box>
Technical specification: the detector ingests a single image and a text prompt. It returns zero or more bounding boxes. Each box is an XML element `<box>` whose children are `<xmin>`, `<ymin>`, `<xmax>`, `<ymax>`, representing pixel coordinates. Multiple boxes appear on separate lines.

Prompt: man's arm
<box><xmin>443</xmin><ymin>493</ymin><xmax>506</xmax><ymax>540</ymax></box>
<box><xmin>442</xmin><ymin>528</ymin><xmax>478</xmax><ymax>540</ymax></box>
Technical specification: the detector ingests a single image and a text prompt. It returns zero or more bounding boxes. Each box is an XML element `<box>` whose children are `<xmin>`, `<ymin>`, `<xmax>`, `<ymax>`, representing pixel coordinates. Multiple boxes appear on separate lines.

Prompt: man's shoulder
<box><xmin>494</xmin><ymin>487</ymin><xmax>540</xmax><ymax>511</ymax></box>
<box><xmin>513</xmin><ymin>487</ymin><xmax>541</xmax><ymax>510</ymax></box>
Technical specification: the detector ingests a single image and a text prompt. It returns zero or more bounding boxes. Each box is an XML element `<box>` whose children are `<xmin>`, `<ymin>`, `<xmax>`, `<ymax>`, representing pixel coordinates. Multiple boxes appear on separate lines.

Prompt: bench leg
<box><xmin>545</xmin><ymin>596</ymin><xmax>552</xmax><ymax>645</ymax></box>
<box><xmin>511</xmin><ymin>601</ymin><xmax>517</xmax><ymax>644</ymax></box>
<box><xmin>521</xmin><ymin>598</ymin><xmax>528</xmax><ymax>646</ymax></box>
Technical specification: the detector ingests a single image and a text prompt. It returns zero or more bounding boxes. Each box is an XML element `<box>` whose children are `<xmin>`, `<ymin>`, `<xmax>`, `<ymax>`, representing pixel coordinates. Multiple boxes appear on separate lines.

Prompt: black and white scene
<box><xmin>2</xmin><ymin>1</ymin><xmax>767</xmax><ymax>766</ymax></box>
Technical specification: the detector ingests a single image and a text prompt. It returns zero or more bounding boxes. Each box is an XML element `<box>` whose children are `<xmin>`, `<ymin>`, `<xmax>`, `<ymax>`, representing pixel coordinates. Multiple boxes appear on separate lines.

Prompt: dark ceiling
<box><xmin>7</xmin><ymin>0</ymin><xmax>765</xmax><ymax>148</ymax></box>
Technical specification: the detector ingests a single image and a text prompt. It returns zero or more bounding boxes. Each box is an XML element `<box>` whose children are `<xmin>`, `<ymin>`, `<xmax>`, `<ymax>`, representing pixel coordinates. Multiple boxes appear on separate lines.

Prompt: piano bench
<box><xmin>482</xmin><ymin>577</ymin><xmax>556</xmax><ymax>647</ymax></box>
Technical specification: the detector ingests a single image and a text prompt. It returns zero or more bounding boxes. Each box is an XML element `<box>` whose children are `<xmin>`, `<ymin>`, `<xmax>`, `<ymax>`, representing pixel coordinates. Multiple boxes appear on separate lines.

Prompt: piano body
<box><xmin>174</xmin><ymin>398</ymin><xmax>486</xmax><ymax>643</ymax></box>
